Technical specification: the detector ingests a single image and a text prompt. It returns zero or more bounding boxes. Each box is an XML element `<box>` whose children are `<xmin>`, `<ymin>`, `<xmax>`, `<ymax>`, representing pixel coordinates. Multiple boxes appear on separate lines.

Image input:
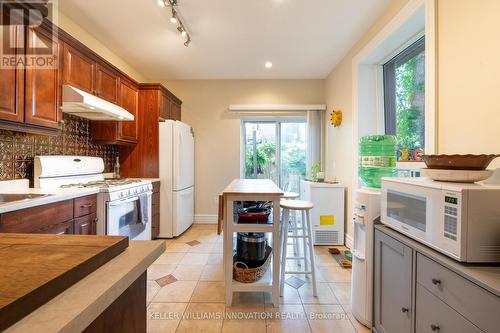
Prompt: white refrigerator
<box><xmin>159</xmin><ymin>120</ymin><xmax>195</xmax><ymax>238</ymax></box>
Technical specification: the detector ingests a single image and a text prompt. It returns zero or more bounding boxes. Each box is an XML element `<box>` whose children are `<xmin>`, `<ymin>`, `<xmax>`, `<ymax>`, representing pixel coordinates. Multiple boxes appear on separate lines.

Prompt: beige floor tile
<box><xmin>154</xmin><ymin>252</ymin><xmax>185</xmax><ymax>265</ymax></box>
<box><xmin>191</xmin><ymin>281</ymin><xmax>226</xmax><ymax>303</ymax></box>
<box><xmin>200</xmin><ymin>264</ymin><xmax>224</xmax><ymax>281</ymax></box>
<box><xmin>197</xmin><ymin>233</ymin><xmax>222</xmax><ymax>243</ymax></box>
<box><xmin>341</xmin><ymin>304</ymin><xmax>371</xmax><ymax>333</ymax></box>
<box><xmin>317</xmin><ymin>265</ymin><xmax>352</xmax><ymax>283</ymax></box>
<box><xmin>147</xmin><ymin>302</ymin><xmax>187</xmax><ymax>333</ymax></box>
<box><xmin>180</xmin><ymin>252</ymin><xmax>210</xmax><ymax>265</ymax></box>
<box><xmin>329</xmin><ymin>283</ymin><xmax>351</xmax><ymax>305</ymax></box>
<box><xmin>172</xmin><ymin>265</ymin><xmax>205</xmax><ymax>281</ymax></box>
<box><xmin>222</xmin><ymin>318</ymin><xmax>267</xmax><ymax>333</ymax></box>
<box><xmin>298</xmin><ymin>282</ymin><xmax>340</xmax><ymax>304</ymax></box>
<box><xmin>177</xmin><ymin>303</ymin><xmax>225</xmax><ymax>333</ymax></box>
<box><xmin>304</xmin><ymin>304</ymin><xmax>356</xmax><ymax>333</ymax></box>
<box><xmin>265</xmin><ymin>304</ymin><xmax>311</xmax><ymax>333</ymax></box>
<box><xmin>147</xmin><ymin>280</ymin><xmax>161</xmax><ymax>304</ymax></box>
<box><xmin>192</xmin><ymin>224</ymin><xmax>218</xmax><ymax>230</ymax></box>
<box><xmin>165</xmin><ymin>242</ymin><xmax>191</xmax><ymax>253</ymax></box>
<box><xmin>264</xmin><ymin>284</ymin><xmax>302</xmax><ymax>305</ymax></box>
<box><xmin>210</xmin><ymin>253</ymin><xmax>224</xmax><ymax>265</ymax></box>
<box><xmin>147</xmin><ymin>264</ymin><xmax>176</xmax><ymax>281</ymax></box>
<box><xmin>188</xmin><ymin>242</ymin><xmax>215</xmax><ymax>253</ymax></box>
<box><xmin>230</xmin><ymin>292</ymin><xmax>265</xmax><ymax>307</ymax></box>
<box><xmin>152</xmin><ymin>280</ymin><xmax>197</xmax><ymax>303</ymax></box>
<box><xmin>211</xmin><ymin>242</ymin><xmax>224</xmax><ymax>253</ymax></box>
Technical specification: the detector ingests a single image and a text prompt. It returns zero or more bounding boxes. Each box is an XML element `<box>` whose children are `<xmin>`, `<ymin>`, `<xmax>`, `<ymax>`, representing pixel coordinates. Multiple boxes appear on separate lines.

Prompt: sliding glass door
<box><xmin>242</xmin><ymin>118</ymin><xmax>306</xmax><ymax>191</ymax></box>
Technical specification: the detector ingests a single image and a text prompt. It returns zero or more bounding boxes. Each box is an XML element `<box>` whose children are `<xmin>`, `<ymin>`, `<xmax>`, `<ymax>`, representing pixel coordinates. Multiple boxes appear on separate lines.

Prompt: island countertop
<box><xmin>222</xmin><ymin>179</ymin><xmax>283</xmax><ymax>196</ymax></box>
<box><xmin>4</xmin><ymin>239</ymin><xmax>165</xmax><ymax>333</ymax></box>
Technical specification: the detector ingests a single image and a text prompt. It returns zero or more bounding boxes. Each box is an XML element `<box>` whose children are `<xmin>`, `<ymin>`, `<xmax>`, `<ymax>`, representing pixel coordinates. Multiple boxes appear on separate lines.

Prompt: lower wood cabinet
<box><xmin>0</xmin><ymin>195</ymin><xmax>98</xmax><ymax>235</ymax></box>
<box><xmin>74</xmin><ymin>212</ymin><xmax>97</xmax><ymax>235</ymax></box>
<box><xmin>374</xmin><ymin>227</ymin><xmax>500</xmax><ymax>333</ymax></box>
<box><xmin>151</xmin><ymin>181</ymin><xmax>160</xmax><ymax>239</ymax></box>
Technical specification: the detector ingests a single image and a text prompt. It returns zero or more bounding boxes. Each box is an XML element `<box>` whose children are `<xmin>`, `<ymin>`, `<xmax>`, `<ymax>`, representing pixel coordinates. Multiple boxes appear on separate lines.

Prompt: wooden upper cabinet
<box><xmin>62</xmin><ymin>43</ymin><xmax>95</xmax><ymax>94</ymax></box>
<box><xmin>95</xmin><ymin>63</ymin><xmax>120</xmax><ymax>104</ymax></box>
<box><xmin>159</xmin><ymin>92</ymin><xmax>171</xmax><ymax>120</ymax></box>
<box><xmin>0</xmin><ymin>26</ymin><xmax>24</xmax><ymax>123</ymax></box>
<box><xmin>118</xmin><ymin>80</ymin><xmax>139</xmax><ymax>142</ymax></box>
<box><xmin>171</xmin><ymin>99</ymin><xmax>181</xmax><ymax>121</ymax></box>
<box><xmin>24</xmin><ymin>26</ymin><xmax>61</xmax><ymax>129</ymax></box>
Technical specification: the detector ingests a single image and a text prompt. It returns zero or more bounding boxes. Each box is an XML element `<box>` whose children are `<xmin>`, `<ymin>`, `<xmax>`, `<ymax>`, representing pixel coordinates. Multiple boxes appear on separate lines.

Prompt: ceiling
<box><xmin>59</xmin><ymin>0</ymin><xmax>392</xmax><ymax>80</ymax></box>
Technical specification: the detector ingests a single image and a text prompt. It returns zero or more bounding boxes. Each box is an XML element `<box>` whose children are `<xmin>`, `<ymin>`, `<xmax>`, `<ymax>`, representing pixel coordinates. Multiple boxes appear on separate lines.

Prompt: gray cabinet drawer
<box><xmin>417</xmin><ymin>253</ymin><xmax>500</xmax><ymax>332</ymax></box>
<box><xmin>416</xmin><ymin>284</ymin><xmax>483</xmax><ymax>333</ymax></box>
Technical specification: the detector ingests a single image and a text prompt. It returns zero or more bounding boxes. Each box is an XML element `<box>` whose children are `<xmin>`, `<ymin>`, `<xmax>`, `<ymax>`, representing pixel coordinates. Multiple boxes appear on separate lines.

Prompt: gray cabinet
<box><xmin>374</xmin><ymin>230</ymin><xmax>413</xmax><ymax>333</ymax></box>
<box><xmin>374</xmin><ymin>226</ymin><xmax>500</xmax><ymax>333</ymax></box>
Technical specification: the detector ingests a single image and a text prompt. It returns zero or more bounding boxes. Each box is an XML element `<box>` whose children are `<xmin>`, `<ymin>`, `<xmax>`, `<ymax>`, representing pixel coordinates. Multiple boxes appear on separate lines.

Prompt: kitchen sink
<box><xmin>0</xmin><ymin>193</ymin><xmax>53</xmax><ymax>204</ymax></box>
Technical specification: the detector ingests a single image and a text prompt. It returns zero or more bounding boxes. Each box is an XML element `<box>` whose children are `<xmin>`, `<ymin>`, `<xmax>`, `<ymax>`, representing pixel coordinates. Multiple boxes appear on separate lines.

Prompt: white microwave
<box><xmin>381</xmin><ymin>177</ymin><xmax>500</xmax><ymax>263</ymax></box>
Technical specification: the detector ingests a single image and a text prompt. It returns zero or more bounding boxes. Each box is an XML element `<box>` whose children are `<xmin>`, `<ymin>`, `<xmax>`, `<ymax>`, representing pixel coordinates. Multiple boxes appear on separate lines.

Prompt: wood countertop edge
<box><xmin>5</xmin><ymin>240</ymin><xmax>166</xmax><ymax>333</ymax></box>
<box><xmin>375</xmin><ymin>224</ymin><xmax>500</xmax><ymax>298</ymax></box>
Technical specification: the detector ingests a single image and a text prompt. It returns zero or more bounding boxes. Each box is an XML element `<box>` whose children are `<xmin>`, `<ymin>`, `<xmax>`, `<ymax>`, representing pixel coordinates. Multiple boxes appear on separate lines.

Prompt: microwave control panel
<box><xmin>443</xmin><ymin>192</ymin><xmax>459</xmax><ymax>241</ymax></box>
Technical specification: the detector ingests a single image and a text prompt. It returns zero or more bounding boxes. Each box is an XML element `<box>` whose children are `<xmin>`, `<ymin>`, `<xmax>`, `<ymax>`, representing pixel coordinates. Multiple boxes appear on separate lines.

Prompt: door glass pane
<box><xmin>280</xmin><ymin>122</ymin><xmax>306</xmax><ymax>191</ymax></box>
<box><xmin>244</xmin><ymin>123</ymin><xmax>277</xmax><ymax>183</ymax></box>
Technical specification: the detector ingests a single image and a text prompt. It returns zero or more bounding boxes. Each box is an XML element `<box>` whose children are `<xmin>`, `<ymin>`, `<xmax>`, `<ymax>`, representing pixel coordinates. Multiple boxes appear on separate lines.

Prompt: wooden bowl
<box><xmin>421</xmin><ymin>154</ymin><xmax>500</xmax><ymax>170</ymax></box>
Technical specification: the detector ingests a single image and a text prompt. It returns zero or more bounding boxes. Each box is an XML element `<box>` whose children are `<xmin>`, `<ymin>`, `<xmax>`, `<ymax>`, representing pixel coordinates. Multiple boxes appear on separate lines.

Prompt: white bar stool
<box><xmin>279</xmin><ymin>199</ymin><xmax>317</xmax><ymax>297</ymax></box>
<box><xmin>280</xmin><ymin>191</ymin><xmax>300</xmax><ymax>255</ymax></box>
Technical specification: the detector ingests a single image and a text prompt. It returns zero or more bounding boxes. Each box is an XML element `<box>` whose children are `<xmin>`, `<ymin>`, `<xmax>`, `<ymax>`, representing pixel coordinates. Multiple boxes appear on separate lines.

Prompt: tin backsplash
<box><xmin>0</xmin><ymin>114</ymin><xmax>118</xmax><ymax>182</ymax></box>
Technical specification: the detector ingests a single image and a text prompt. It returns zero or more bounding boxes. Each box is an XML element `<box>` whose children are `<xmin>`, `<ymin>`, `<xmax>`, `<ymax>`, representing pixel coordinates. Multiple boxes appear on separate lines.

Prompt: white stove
<box><xmin>34</xmin><ymin>156</ymin><xmax>152</xmax><ymax>240</ymax></box>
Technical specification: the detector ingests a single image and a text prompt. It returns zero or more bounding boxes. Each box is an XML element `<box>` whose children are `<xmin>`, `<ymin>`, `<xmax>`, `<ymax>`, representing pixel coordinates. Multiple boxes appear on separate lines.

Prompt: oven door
<box><xmin>106</xmin><ymin>194</ymin><xmax>152</xmax><ymax>240</ymax></box>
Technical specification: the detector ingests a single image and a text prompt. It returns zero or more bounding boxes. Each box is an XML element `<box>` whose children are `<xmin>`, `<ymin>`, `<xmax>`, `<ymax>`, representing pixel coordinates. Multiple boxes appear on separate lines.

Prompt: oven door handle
<box><xmin>108</xmin><ymin>196</ymin><xmax>140</xmax><ymax>206</ymax></box>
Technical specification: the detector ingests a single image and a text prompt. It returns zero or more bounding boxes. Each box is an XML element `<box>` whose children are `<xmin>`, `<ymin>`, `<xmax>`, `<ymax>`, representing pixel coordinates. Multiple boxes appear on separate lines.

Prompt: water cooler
<box><xmin>351</xmin><ymin>188</ymin><xmax>381</xmax><ymax>327</ymax></box>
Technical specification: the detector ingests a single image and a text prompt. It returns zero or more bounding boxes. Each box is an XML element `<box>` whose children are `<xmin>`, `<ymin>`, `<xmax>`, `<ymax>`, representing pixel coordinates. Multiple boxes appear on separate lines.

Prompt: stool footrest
<box><xmin>285</xmin><ymin>270</ymin><xmax>313</xmax><ymax>275</ymax></box>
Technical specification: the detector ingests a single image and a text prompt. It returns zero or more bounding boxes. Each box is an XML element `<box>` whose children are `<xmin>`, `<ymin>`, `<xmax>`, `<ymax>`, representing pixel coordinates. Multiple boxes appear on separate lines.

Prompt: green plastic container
<box><xmin>359</xmin><ymin>135</ymin><xmax>397</xmax><ymax>188</ymax></box>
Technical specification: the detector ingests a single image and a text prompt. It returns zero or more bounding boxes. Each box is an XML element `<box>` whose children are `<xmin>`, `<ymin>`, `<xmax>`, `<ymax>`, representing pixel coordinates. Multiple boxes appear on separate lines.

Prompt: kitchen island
<box><xmin>1</xmin><ymin>234</ymin><xmax>165</xmax><ymax>333</ymax></box>
<box><xmin>222</xmin><ymin>179</ymin><xmax>283</xmax><ymax>307</ymax></box>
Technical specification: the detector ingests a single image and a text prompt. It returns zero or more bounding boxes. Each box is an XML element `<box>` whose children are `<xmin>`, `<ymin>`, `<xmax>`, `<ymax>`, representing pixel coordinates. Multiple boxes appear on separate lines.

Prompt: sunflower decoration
<box><xmin>330</xmin><ymin>109</ymin><xmax>342</xmax><ymax>127</ymax></box>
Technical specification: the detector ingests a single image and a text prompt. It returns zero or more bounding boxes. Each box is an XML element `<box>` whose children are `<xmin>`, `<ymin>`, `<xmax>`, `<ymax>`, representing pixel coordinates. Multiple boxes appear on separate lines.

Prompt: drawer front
<box><xmin>0</xmin><ymin>200</ymin><xmax>73</xmax><ymax>233</ymax></box>
<box><xmin>417</xmin><ymin>253</ymin><xmax>500</xmax><ymax>332</ymax></box>
<box><xmin>74</xmin><ymin>213</ymin><xmax>97</xmax><ymax>235</ymax></box>
<box><xmin>152</xmin><ymin>181</ymin><xmax>160</xmax><ymax>193</ymax></box>
<box><xmin>152</xmin><ymin>192</ymin><xmax>160</xmax><ymax>206</ymax></box>
<box><xmin>416</xmin><ymin>284</ymin><xmax>483</xmax><ymax>333</ymax></box>
<box><xmin>74</xmin><ymin>195</ymin><xmax>97</xmax><ymax>218</ymax></box>
<box><xmin>34</xmin><ymin>220</ymin><xmax>74</xmax><ymax>235</ymax></box>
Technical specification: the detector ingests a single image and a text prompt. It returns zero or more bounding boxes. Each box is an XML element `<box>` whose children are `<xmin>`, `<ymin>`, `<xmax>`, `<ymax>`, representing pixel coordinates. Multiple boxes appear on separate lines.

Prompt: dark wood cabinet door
<box><xmin>62</xmin><ymin>43</ymin><xmax>95</xmax><ymax>94</ymax></box>
<box><xmin>37</xmin><ymin>220</ymin><xmax>74</xmax><ymax>235</ymax></box>
<box><xmin>95</xmin><ymin>63</ymin><xmax>120</xmax><ymax>104</ymax></box>
<box><xmin>118</xmin><ymin>80</ymin><xmax>139</xmax><ymax>142</ymax></box>
<box><xmin>0</xmin><ymin>26</ymin><xmax>24</xmax><ymax>123</ymax></box>
<box><xmin>74</xmin><ymin>213</ymin><xmax>97</xmax><ymax>235</ymax></box>
<box><xmin>24</xmin><ymin>27</ymin><xmax>61</xmax><ymax>129</ymax></box>
<box><xmin>159</xmin><ymin>92</ymin><xmax>170</xmax><ymax>120</ymax></box>
<box><xmin>171</xmin><ymin>100</ymin><xmax>181</xmax><ymax>121</ymax></box>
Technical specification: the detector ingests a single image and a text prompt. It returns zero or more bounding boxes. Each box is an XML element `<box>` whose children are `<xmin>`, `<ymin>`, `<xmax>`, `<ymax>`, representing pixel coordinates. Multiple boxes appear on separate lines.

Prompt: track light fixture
<box><xmin>160</xmin><ymin>0</ymin><xmax>192</xmax><ymax>47</ymax></box>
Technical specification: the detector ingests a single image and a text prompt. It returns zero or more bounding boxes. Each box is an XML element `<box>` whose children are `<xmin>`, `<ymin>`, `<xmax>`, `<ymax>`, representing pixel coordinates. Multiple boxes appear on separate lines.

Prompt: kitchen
<box><xmin>1</xmin><ymin>0</ymin><xmax>500</xmax><ymax>333</ymax></box>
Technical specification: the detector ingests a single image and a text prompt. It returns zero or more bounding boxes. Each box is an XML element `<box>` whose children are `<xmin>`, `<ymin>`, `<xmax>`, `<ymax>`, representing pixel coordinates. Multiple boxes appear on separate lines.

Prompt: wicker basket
<box><xmin>233</xmin><ymin>245</ymin><xmax>272</xmax><ymax>283</ymax></box>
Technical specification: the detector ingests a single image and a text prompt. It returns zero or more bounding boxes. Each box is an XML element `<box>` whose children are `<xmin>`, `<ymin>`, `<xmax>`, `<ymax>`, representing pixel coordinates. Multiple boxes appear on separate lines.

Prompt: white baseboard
<box><xmin>194</xmin><ymin>214</ymin><xmax>217</xmax><ymax>224</ymax></box>
<box><xmin>345</xmin><ymin>234</ymin><xmax>353</xmax><ymax>249</ymax></box>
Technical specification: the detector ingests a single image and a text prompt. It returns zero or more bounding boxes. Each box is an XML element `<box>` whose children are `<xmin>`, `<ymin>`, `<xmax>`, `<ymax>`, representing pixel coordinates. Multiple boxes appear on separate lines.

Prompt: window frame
<box><xmin>383</xmin><ymin>36</ymin><xmax>425</xmax><ymax>138</ymax></box>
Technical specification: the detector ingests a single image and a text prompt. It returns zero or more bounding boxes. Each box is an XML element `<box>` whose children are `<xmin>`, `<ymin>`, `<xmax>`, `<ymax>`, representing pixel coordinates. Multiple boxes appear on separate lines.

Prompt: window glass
<box><xmin>384</xmin><ymin>37</ymin><xmax>425</xmax><ymax>161</ymax></box>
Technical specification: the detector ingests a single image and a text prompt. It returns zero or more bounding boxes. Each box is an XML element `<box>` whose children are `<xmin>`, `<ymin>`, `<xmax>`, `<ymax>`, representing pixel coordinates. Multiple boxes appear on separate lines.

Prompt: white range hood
<box><xmin>61</xmin><ymin>85</ymin><xmax>134</xmax><ymax>121</ymax></box>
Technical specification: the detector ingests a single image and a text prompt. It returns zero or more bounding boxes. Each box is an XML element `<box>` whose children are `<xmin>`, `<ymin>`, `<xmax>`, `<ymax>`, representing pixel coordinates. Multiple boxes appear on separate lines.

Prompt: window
<box><xmin>242</xmin><ymin>118</ymin><xmax>306</xmax><ymax>192</ymax></box>
<box><xmin>383</xmin><ymin>36</ymin><xmax>425</xmax><ymax>159</ymax></box>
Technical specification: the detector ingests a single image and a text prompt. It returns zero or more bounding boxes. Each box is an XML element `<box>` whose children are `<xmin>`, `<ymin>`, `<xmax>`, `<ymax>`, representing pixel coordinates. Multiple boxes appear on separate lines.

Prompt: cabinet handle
<box><xmin>81</xmin><ymin>203</ymin><xmax>93</xmax><ymax>209</ymax></box>
<box><xmin>431</xmin><ymin>278</ymin><xmax>441</xmax><ymax>286</ymax></box>
<box><xmin>401</xmin><ymin>307</ymin><xmax>409</xmax><ymax>313</ymax></box>
<box><xmin>93</xmin><ymin>217</ymin><xmax>99</xmax><ymax>223</ymax></box>
<box><xmin>430</xmin><ymin>324</ymin><xmax>440</xmax><ymax>331</ymax></box>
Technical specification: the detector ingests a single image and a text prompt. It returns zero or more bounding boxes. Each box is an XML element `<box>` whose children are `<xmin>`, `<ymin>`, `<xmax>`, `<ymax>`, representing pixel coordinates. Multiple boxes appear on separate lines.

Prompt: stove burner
<box><xmin>60</xmin><ymin>179</ymin><xmax>143</xmax><ymax>189</ymax></box>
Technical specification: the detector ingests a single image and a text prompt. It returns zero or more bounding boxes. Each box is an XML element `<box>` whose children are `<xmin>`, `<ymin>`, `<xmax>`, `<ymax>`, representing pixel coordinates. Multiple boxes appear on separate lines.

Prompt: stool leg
<box><xmin>280</xmin><ymin>208</ymin><xmax>290</xmax><ymax>296</ymax></box>
<box><xmin>301</xmin><ymin>210</ymin><xmax>309</xmax><ymax>274</ymax></box>
<box><xmin>293</xmin><ymin>211</ymin><xmax>299</xmax><ymax>256</ymax></box>
<box><xmin>305</xmin><ymin>210</ymin><xmax>317</xmax><ymax>297</ymax></box>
